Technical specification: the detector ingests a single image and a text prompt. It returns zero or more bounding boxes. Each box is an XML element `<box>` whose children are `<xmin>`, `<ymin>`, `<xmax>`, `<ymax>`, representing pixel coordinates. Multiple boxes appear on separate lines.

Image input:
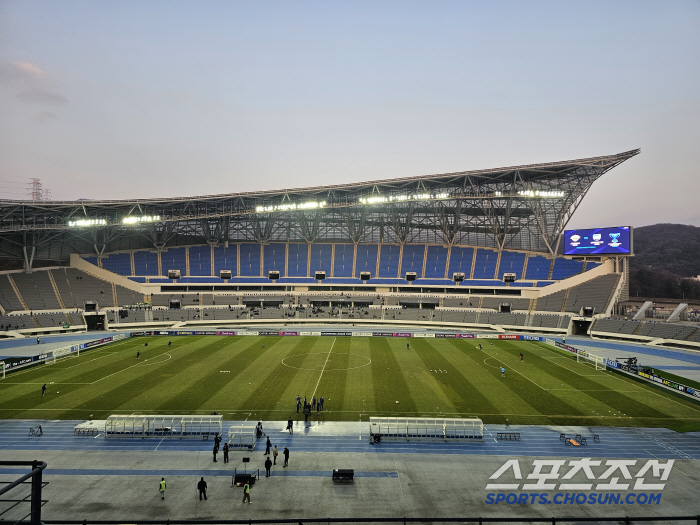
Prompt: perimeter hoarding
<box><xmin>563</xmin><ymin>226</ymin><xmax>632</xmax><ymax>255</ymax></box>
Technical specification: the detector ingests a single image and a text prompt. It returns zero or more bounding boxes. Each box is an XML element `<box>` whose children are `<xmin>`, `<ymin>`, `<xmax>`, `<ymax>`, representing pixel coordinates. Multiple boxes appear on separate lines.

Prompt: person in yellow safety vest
<box><xmin>159</xmin><ymin>478</ymin><xmax>166</xmax><ymax>500</ymax></box>
<box><xmin>242</xmin><ymin>481</ymin><xmax>251</xmax><ymax>503</ymax></box>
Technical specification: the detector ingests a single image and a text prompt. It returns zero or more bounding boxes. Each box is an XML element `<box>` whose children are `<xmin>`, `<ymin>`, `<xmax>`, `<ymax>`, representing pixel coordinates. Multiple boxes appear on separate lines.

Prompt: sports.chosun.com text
<box><xmin>485</xmin><ymin>492</ymin><xmax>662</xmax><ymax>505</ymax></box>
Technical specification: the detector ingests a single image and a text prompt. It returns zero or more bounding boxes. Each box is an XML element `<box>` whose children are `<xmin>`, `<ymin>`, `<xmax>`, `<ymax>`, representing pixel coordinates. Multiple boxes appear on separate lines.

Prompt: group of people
<box><xmin>212</xmin><ymin>433</ymin><xmax>229</xmax><ymax>463</ymax></box>
<box><xmin>295</xmin><ymin>394</ymin><xmax>325</xmax><ymax>421</ymax></box>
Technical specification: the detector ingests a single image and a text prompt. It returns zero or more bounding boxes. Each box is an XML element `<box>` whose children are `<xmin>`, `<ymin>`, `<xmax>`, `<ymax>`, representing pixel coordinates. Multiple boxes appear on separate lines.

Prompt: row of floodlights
<box><xmin>358</xmin><ymin>193</ymin><xmax>450</xmax><ymax>205</ymax></box>
<box><xmin>68</xmin><ymin>216</ymin><xmax>161</xmax><ymax>228</ymax></box>
<box><xmin>65</xmin><ymin>189</ymin><xmax>561</xmax><ymax>228</ymax></box>
<box><xmin>493</xmin><ymin>190</ymin><xmax>565</xmax><ymax>198</ymax></box>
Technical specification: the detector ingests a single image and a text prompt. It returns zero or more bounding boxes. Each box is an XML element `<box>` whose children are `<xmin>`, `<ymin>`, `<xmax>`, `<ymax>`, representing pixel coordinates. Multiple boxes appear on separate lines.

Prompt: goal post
<box><xmin>0</xmin><ymin>361</ymin><xmax>4</xmax><ymax>379</ymax></box>
<box><xmin>576</xmin><ymin>351</ymin><xmax>606</xmax><ymax>370</ymax></box>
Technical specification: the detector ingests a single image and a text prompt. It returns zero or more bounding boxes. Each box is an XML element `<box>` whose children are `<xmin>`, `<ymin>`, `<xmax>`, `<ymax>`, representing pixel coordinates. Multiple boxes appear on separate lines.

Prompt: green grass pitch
<box><xmin>1</xmin><ymin>336</ymin><xmax>699</xmax><ymax>432</ymax></box>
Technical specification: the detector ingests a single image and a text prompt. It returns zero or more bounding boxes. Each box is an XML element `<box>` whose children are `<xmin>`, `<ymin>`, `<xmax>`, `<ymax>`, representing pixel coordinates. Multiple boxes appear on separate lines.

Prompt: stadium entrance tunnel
<box><xmin>572</xmin><ymin>319</ymin><xmax>592</xmax><ymax>335</ymax></box>
<box><xmin>85</xmin><ymin>314</ymin><xmax>106</xmax><ymax>331</ymax></box>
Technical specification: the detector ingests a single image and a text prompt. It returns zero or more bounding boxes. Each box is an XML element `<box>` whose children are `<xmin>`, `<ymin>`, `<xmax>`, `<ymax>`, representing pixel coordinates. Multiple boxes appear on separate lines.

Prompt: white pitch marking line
<box><xmin>312</xmin><ymin>338</ymin><xmax>336</xmax><ymax>398</ymax></box>
<box><xmin>482</xmin><ymin>352</ymin><xmax>546</xmax><ymax>390</ymax></box>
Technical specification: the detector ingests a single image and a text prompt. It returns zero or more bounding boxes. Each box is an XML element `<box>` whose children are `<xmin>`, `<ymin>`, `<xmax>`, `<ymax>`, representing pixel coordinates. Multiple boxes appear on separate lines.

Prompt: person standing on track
<box><xmin>287</xmin><ymin>417</ymin><xmax>293</xmax><ymax>434</ymax></box>
<box><xmin>242</xmin><ymin>481</ymin><xmax>251</xmax><ymax>503</ymax></box>
<box><xmin>212</xmin><ymin>443</ymin><xmax>218</xmax><ymax>462</ymax></box>
<box><xmin>264</xmin><ymin>436</ymin><xmax>271</xmax><ymax>455</ymax></box>
<box><xmin>159</xmin><ymin>478</ymin><xmax>166</xmax><ymax>500</ymax></box>
<box><xmin>197</xmin><ymin>477</ymin><xmax>207</xmax><ymax>500</ymax></box>
<box><xmin>264</xmin><ymin>456</ymin><xmax>272</xmax><ymax>477</ymax></box>
<box><xmin>272</xmin><ymin>445</ymin><xmax>278</xmax><ymax>464</ymax></box>
<box><xmin>283</xmin><ymin>447</ymin><xmax>289</xmax><ymax>467</ymax></box>
<box><xmin>223</xmin><ymin>442</ymin><xmax>229</xmax><ymax>463</ymax></box>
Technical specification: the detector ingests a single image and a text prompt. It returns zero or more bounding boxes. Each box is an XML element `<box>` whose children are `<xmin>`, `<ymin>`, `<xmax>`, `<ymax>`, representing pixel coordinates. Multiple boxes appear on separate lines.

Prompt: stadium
<box><xmin>1</xmin><ymin>149</ymin><xmax>700</xmax><ymax>524</ymax></box>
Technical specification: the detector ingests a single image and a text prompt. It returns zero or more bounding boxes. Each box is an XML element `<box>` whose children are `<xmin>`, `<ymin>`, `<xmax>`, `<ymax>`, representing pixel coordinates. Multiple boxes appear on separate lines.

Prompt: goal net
<box><xmin>576</xmin><ymin>351</ymin><xmax>606</xmax><ymax>370</ymax></box>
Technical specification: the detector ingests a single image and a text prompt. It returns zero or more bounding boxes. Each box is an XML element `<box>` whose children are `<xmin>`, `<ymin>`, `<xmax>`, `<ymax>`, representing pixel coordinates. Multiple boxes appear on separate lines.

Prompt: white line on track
<box><xmin>312</xmin><ymin>338</ymin><xmax>336</xmax><ymax>398</ymax></box>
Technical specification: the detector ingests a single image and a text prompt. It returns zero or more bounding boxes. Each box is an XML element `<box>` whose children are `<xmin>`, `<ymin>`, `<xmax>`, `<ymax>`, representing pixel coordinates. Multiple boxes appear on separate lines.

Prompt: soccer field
<box><xmin>2</xmin><ymin>335</ymin><xmax>700</xmax><ymax>431</ymax></box>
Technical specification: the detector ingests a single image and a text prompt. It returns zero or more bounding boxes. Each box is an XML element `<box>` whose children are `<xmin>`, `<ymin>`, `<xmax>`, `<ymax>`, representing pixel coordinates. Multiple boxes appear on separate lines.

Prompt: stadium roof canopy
<box><xmin>0</xmin><ymin>149</ymin><xmax>639</xmax><ymax>265</ymax></box>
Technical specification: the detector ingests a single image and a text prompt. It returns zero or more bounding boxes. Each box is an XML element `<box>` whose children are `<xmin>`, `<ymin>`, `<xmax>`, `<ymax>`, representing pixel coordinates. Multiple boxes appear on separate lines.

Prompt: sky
<box><xmin>0</xmin><ymin>0</ymin><xmax>698</xmax><ymax>229</ymax></box>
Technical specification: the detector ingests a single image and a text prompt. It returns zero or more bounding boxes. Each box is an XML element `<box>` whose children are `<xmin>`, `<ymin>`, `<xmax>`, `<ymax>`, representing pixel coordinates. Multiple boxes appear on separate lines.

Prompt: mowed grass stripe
<box><xmin>369</xmin><ymin>337</ymin><xmax>417</xmax><ymax>414</ymax></box>
<box><xmin>524</xmin><ymin>342</ymin><xmax>697</xmax><ymax>419</ymax></box>
<box><xmin>407</xmin><ymin>338</ymin><xmax>482</xmax><ymax>415</ymax></box>
<box><xmin>154</xmin><ymin>336</ymin><xmax>283</xmax><ymax>412</ymax></box>
<box><xmin>434</xmin><ymin>339</ymin><xmax>520</xmax><ymax>415</ymax></box>
<box><xmin>442</xmin><ymin>340</ymin><xmax>538</xmax><ymax>416</ymax></box>
<box><xmin>236</xmin><ymin>337</ymin><xmax>336</xmax><ymax>416</ymax></box>
<box><xmin>477</xmin><ymin>343</ymin><xmax>586</xmax><ymax>421</ymax></box>
<box><xmin>311</xmin><ymin>338</ymin><xmax>350</xmax><ymax>412</ymax></box>
<box><xmin>338</xmin><ymin>338</ymin><xmax>375</xmax><ymax>417</ymax></box>
<box><xmin>59</xmin><ymin>337</ymin><xmax>239</xmax><ymax>417</ymax></box>
<box><xmin>0</xmin><ymin>338</ymin><xmax>203</xmax><ymax>416</ymax></box>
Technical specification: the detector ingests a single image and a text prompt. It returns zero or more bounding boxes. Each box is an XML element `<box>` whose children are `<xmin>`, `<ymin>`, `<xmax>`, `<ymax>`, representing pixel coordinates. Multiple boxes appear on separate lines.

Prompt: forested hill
<box><xmin>631</xmin><ymin>224</ymin><xmax>700</xmax><ymax>277</ymax></box>
<box><xmin>628</xmin><ymin>224</ymin><xmax>700</xmax><ymax>300</ymax></box>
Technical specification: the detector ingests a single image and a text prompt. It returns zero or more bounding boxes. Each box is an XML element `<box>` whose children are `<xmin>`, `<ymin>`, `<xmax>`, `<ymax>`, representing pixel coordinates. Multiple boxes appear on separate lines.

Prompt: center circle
<box><xmin>282</xmin><ymin>352</ymin><xmax>371</xmax><ymax>371</ymax></box>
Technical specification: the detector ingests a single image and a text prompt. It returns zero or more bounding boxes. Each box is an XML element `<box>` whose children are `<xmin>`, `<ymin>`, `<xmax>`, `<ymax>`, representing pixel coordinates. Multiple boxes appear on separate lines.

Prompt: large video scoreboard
<box><xmin>563</xmin><ymin>226</ymin><xmax>632</xmax><ymax>255</ymax></box>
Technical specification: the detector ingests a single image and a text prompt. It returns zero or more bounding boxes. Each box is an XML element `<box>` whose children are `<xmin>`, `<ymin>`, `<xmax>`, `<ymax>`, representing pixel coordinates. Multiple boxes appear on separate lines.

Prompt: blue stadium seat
<box><xmin>83</xmin><ymin>256</ymin><xmax>98</xmax><ymax>266</ymax></box>
<box><xmin>525</xmin><ymin>255</ymin><xmax>551</xmax><ymax>280</ymax></box>
<box><xmin>287</xmin><ymin>243</ymin><xmax>309</xmax><ymax>277</ymax></box>
<box><xmin>161</xmin><ymin>247</ymin><xmax>186</xmax><ymax>276</ymax></box>
<box><xmin>424</xmin><ymin>245</ymin><xmax>448</xmax><ymax>278</ymax></box>
<box><xmin>497</xmin><ymin>251</ymin><xmax>526</xmax><ymax>280</ymax></box>
<box><xmin>447</xmin><ymin>247</ymin><xmax>474</xmax><ymax>279</ymax></box>
<box><xmin>263</xmin><ymin>243</ymin><xmax>286</xmax><ymax>277</ymax></box>
<box><xmin>414</xmin><ymin>278</ymin><xmax>452</xmax><ymax>286</ymax></box>
<box><xmin>189</xmin><ymin>246</ymin><xmax>212</xmax><ymax>276</ymax></box>
<box><xmin>134</xmin><ymin>251</ymin><xmax>158</xmax><ymax>275</ymax></box>
<box><xmin>240</xmin><ymin>244</ymin><xmax>262</xmax><ymax>276</ymax></box>
<box><xmin>472</xmin><ymin>248</ymin><xmax>498</xmax><ymax>279</ymax></box>
<box><xmin>463</xmin><ymin>279</ymin><xmax>506</xmax><ymax>287</ymax></box>
<box><xmin>551</xmin><ymin>258</ymin><xmax>584</xmax><ymax>280</ymax></box>
<box><xmin>333</xmin><ymin>244</ymin><xmax>354</xmax><ymax>277</ymax></box>
<box><xmin>213</xmin><ymin>245</ymin><xmax>238</xmax><ymax>277</ymax></box>
<box><xmin>101</xmin><ymin>252</ymin><xmax>131</xmax><ymax>276</ymax></box>
<box><xmin>310</xmin><ymin>244</ymin><xmax>332</xmax><ymax>276</ymax></box>
<box><xmin>400</xmin><ymin>244</ymin><xmax>426</xmax><ymax>278</ymax></box>
<box><xmin>355</xmin><ymin>244</ymin><xmax>379</xmax><ymax>278</ymax></box>
<box><xmin>378</xmin><ymin>244</ymin><xmax>400</xmax><ymax>278</ymax></box>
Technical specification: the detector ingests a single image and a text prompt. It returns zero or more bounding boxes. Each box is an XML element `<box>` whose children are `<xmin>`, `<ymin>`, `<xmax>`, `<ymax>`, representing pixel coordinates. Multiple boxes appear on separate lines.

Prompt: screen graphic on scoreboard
<box><xmin>564</xmin><ymin>226</ymin><xmax>632</xmax><ymax>255</ymax></box>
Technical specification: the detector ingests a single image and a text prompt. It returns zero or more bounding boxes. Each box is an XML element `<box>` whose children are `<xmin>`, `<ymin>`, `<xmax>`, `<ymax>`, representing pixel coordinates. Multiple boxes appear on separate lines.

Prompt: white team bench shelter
<box><xmin>369</xmin><ymin>417</ymin><xmax>484</xmax><ymax>442</ymax></box>
<box><xmin>104</xmin><ymin>414</ymin><xmax>223</xmax><ymax>439</ymax></box>
<box><xmin>227</xmin><ymin>423</ymin><xmax>257</xmax><ymax>449</ymax></box>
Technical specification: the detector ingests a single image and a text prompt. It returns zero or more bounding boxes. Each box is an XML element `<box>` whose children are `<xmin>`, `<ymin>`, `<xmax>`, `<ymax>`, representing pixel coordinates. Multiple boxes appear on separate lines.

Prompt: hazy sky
<box><xmin>1</xmin><ymin>1</ymin><xmax>698</xmax><ymax>229</ymax></box>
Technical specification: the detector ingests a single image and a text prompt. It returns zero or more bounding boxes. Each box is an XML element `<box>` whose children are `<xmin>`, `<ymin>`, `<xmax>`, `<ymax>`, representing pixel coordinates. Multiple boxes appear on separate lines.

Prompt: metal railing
<box><xmin>0</xmin><ymin>460</ymin><xmax>47</xmax><ymax>525</ymax></box>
